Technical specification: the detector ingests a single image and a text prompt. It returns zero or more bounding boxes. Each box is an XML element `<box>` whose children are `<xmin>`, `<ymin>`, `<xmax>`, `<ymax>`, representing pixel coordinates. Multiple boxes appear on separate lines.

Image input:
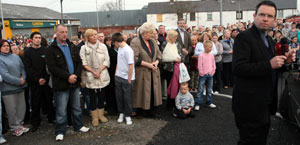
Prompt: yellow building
<box><xmin>1</xmin><ymin>3</ymin><xmax>80</xmax><ymax>39</ymax></box>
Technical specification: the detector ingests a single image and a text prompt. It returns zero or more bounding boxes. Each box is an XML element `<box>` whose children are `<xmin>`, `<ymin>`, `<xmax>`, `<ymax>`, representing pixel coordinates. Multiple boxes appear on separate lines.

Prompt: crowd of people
<box><xmin>0</xmin><ymin>1</ymin><xmax>299</xmax><ymax>144</ymax></box>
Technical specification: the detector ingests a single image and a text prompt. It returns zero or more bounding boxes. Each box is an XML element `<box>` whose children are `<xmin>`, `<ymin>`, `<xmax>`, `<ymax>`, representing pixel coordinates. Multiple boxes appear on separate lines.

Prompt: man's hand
<box><xmin>270</xmin><ymin>55</ymin><xmax>287</xmax><ymax>69</ymax></box>
<box><xmin>285</xmin><ymin>49</ymin><xmax>296</xmax><ymax>64</ymax></box>
<box><xmin>39</xmin><ymin>78</ymin><xmax>46</xmax><ymax>86</ymax></box>
<box><xmin>182</xmin><ymin>48</ymin><xmax>188</xmax><ymax>56</ymax></box>
<box><xmin>20</xmin><ymin>76</ymin><xmax>25</xmax><ymax>86</ymax></box>
<box><xmin>68</xmin><ymin>74</ymin><xmax>77</xmax><ymax>84</ymax></box>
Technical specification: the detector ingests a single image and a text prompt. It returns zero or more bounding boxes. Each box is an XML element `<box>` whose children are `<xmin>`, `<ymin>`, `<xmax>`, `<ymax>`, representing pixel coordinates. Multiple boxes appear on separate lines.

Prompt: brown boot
<box><xmin>90</xmin><ymin>110</ymin><xmax>99</xmax><ymax>127</ymax></box>
<box><xmin>98</xmin><ymin>109</ymin><xmax>108</xmax><ymax>123</ymax></box>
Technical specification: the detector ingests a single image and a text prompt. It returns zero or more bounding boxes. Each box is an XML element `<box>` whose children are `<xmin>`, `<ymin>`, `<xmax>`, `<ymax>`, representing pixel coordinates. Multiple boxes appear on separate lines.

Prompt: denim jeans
<box><xmin>196</xmin><ymin>74</ymin><xmax>213</xmax><ymax>105</ymax></box>
<box><xmin>55</xmin><ymin>87</ymin><xmax>83</xmax><ymax>135</ymax></box>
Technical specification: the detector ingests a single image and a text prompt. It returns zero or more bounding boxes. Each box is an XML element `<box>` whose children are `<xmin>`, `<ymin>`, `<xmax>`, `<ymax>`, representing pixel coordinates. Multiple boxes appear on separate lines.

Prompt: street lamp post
<box><xmin>0</xmin><ymin>0</ymin><xmax>5</xmax><ymax>39</ymax></box>
<box><xmin>220</xmin><ymin>0</ymin><xmax>223</xmax><ymax>26</ymax></box>
<box><xmin>60</xmin><ymin>0</ymin><xmax>63</xmax><ymax>24</ymax></box>
<box><xmin>96</xmin><ymin>0</ymin><xmax>100</xmax><ymax>32</ymax></box>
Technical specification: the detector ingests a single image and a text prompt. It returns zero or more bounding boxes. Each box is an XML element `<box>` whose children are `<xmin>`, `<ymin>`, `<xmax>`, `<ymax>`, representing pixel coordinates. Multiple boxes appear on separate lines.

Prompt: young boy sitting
<box><xmin>173</xmin><ymin>82</ymin><xmax>195</xmax><ymax>119</ymax></box>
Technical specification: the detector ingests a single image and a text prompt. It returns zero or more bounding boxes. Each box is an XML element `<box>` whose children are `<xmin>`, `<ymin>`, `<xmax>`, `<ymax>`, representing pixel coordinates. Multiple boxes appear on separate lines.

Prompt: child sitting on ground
<box><xmin>173</xmin><ymin>82</ymin><xmax>195</xmax><ymax>119</ymax></box>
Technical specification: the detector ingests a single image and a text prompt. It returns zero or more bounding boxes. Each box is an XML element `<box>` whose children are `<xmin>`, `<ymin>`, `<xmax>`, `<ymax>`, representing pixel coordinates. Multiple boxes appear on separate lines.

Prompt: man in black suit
<box><xmin>176</xmin><ymin>18</ymin><xmax>193</xmax><ymax>65</ymax></box>
<box><xmin>232</xmin><ymin>1</ymin><xmax>296</xmax><ymax>145</ymax></box>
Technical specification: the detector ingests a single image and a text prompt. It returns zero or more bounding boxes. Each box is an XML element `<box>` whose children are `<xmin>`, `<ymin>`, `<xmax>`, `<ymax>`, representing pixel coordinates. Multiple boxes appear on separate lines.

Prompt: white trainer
<box><xmin>125</xmin><ymin>117</ymin><xmax>132</xmax><ymax>125</ymax></box>
<box><xmin>208</xmin><ymin>103</ymin><xmax>216</xmax><ymax>108</ymax></box>
<box><xmin>117</xmin><ymin>113</ymin><xmax>124</xmax><ymax>123</ymax></box>
<box><xmin>79</xmin><ymin>126</ymin><xmax>89</xmax><ymax>132</ymax></box>
<box><xmin>56</xmin><ymin>134</ymin><xmax>64</xmax><ymax>141</ymax></box>
<box><xmin>0</xmin><ymin>137</ymin><xmax>6</xmax><ymax>144</ymax></box>
<box><xmin>194</xmin><ymin>105</ymin><xmax>200</xmax><ymax>111</ymax></box>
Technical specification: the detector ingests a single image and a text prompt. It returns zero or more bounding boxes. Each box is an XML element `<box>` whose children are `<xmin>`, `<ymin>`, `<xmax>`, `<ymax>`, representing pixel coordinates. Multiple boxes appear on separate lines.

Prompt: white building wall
<box><xmin>147</xmin><ymin>9</ymin><xmax>300</xmax><ymax>29</ymax></box>
<box><xmin>283</xmin><ymin>9</ymin><xmax>296</xmax><ymax>18</ymax></box>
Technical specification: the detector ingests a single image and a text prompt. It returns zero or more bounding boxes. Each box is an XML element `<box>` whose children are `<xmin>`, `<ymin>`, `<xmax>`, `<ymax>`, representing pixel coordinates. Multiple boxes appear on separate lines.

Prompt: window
<box><xmin>277</xmin><ymin>10</ymin><xmax>283</xmax><ymax>19</ymax></box>
<box><xmin>236</xmin><ymin>11</ymin><xmax>243</xmax><ymax>20</ymax></box>
<box><xmin>207</xmin><ymin>12</ymin><xmax>212</xmax><ymax>21</ymax></box>
<box><xmin>178</xmin><ymin>13</ymin><xmax>183</xmax><ymax>20</ymax></box>
<box><xmin>157</xmin><ymin>14</ymin><xmax>163</xmax><ymax>22</ymax></box>
<box><xmin>190</xmin><ymin>12</ymin><xmax>196</xmax><ymax>21</ymax></box>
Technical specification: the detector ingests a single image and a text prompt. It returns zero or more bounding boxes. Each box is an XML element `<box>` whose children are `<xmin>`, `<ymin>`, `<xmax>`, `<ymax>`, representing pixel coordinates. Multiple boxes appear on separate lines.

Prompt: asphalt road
<box><xmin>3</xmin><ymin>87</ymin><xmax>300</xmax><ymax>145</ymax></box>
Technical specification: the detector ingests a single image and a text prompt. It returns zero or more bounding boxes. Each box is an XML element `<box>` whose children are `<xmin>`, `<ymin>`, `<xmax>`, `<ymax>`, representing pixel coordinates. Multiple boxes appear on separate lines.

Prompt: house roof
<box><xmin>147</xmin><ymin>0</ymin><xmax>297</xmax><ymax>14</ymax></box>
<box><xmin>2</xmin><ymin>3</ymin><xmax>78</xmax><ymax>20</ymax></box>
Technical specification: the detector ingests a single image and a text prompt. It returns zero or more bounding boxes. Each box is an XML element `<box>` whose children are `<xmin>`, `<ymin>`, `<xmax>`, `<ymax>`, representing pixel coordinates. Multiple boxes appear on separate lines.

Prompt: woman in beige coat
<box><xmin>80</xmin><ymin>29</ymin><xmax>110</xmax><ymax>126</ymax></box>
<box><xmin>131</xmin><ymin>23</ymin><xmax>162</xmax><ymax>117</ymax></box>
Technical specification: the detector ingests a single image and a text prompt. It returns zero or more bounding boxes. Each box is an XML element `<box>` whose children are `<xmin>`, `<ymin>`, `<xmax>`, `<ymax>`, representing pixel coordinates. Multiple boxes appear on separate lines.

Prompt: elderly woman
<box><xmin>0</xmin><ymin>40</ymin><xmax>29</xmax><ymax>136</ymax></box>
<box><xmin>161</xmin><ymin>30</ymin><xmax>183</xmax><ymax>109</ymax></box>
<box><xmin>80</xmin><ymin>29</ymin><xmax>110</xmax><ymax>126</ymax></box>
<box><xmin>221</xmin><ymin>29</ymin><xmax>234</xmax><ymax>88</ymax></box>
<box><xmin>131</xmin><ymin>23</ymin><xmax>162</xmax><ymax>117</ymax></box>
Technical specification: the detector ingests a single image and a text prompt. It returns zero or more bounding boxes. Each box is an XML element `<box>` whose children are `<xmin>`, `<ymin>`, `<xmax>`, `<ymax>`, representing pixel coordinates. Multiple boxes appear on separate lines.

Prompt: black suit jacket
<box><xmin>232</xmin><ymin>24</ymin><xmax>278</xmax><ymax>121</ymax></box>
<box><xmin>176</xmin><ymin>28</ymin><xmax>193</xmax><ymax>64</ymax></box>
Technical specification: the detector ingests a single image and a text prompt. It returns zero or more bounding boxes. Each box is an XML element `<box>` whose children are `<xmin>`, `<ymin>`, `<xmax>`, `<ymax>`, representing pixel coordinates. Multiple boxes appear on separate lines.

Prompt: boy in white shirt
<box><xmin>112</xmin><ymin>33</ymin><xmax>135</xmax><ymax>125</ymax></box>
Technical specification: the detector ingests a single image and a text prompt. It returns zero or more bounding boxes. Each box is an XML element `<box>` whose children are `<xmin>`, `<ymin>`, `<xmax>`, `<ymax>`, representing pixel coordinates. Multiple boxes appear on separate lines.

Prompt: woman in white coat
<box><xmin>80</xmin><ymin>29</ymin><xmax>110</xmax><ymax>126</ymax></box>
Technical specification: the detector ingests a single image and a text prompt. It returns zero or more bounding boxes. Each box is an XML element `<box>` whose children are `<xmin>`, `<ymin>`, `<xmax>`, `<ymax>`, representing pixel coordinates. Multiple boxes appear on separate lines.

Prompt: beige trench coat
<box><xmin>130</xmin><ymin>37</ymin><xmax>162</xmax><ymax>110</ymax></box>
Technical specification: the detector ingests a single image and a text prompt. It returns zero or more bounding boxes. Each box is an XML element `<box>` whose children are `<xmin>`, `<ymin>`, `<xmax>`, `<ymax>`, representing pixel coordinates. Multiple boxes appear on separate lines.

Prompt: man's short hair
<box><xmin>255</xmin><ymin>1</ymin><xmax>277</xmax><ymax>17</ymax></box>
<box><xmin>158</xmin><ymin>25</ymin><xmax>165</xmax><ymax>28</ymax></box>
<box><xmin>54</xmin><ymin>24</ymin><xmax>66</xmax><ymax>32</ymax></box>
<box><xmin>30</xmin><ymin>31</ymin><xmax>41</xmax><ymax>39</ymax></box>
<box><xmin>111</xmin><ymin>33</ymin><xmax>124</xmax><ymax>43</ymax></box>
<box><xmin>177</xmin><ymin>18</ymin><xmax>185</xmax><ymax>24</ymax></box>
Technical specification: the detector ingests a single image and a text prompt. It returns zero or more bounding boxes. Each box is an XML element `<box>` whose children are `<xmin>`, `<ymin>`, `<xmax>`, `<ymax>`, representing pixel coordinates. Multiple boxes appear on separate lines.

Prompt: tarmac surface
<box><xmin>3</xmin><ymin>87</ymin><xmax>300</xmax><ymax>145</ymax></box>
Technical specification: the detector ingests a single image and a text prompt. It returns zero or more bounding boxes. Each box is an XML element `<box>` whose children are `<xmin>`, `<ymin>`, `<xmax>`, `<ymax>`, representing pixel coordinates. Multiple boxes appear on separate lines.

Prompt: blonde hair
<box><xmin>191</xmin><ymin>35</ymin><xmax>198</xmax><ymax>41</ymax></box>
<box><xmin>84</xmin><ymin>29</ymin><xmax>97</xmax><ymax>42</ymax></box>
<box><xmin>203</xmin><ymin>40</ymin><xmax>213</xmax><ymax>49</ymax></box>
<box><xmin>166</xmin><ymin>29</ymin><xmax>178</xmax><ymax>43</ymax></box>
<box><xmin>139</xmin><ymin>22</ymin><xmax>155</xmax><ymax>35</ymax></box>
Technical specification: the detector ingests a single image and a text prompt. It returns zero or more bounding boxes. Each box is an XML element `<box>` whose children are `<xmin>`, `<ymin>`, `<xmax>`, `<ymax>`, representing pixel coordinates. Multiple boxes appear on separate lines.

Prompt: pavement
<box><xmin>3</xmin><ymin>87</ymin><xmax>300</xmax><ymax>145</ymax></box>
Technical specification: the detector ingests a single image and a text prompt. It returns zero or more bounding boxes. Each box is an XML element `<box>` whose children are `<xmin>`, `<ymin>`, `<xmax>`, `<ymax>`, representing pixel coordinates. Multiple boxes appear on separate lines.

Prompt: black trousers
<box><xmin>213</xmin><ymin>62</ymin><xmax>222</xmax><ymax>92</ymax></box>
<box><xmin>223</xmin><ymin>62</ymin><xmax>234</xmax><ymax>87</ymax></box>
<box><xmin>88</xmin><ymin>88</ymin><xmax>105</xmax><ymax>111</ymax></box>
<box><xmin>234</xmin><ymin>112</ymin><xmax>270</xmax><ymax>145</ymax></box>
<box><xmin>30</xmin><ymin>84</ymin><xmax>55</xmax><ymax>126</ymax></box>
<box><xmin>165</xmin><ymin>70</ymin><xmax>175</xmax><ymax>108</ymax></box>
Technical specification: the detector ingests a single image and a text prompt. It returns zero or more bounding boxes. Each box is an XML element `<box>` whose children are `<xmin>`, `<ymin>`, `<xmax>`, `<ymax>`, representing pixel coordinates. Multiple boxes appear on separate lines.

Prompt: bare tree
<box><xmin>100</xmin><ymin>1</ymin><xmax>120</xmax><ymax>11</ymax></box>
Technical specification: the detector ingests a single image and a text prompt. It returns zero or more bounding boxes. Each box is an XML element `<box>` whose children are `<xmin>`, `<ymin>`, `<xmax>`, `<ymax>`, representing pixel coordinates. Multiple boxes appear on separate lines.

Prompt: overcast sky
<box><xmin>3</xmin><ymin>0</ymin><xmax>170</xmax><ymax>13</ymax></box>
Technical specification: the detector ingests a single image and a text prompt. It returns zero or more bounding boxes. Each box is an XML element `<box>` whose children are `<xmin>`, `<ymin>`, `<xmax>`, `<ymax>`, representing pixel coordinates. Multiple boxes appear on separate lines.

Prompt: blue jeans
<box><xmin>196</xmin><ymin>74</ymin><xmax>213</xmax><ymax>105</ymax></box>
<box><xmin>55</xmin><ymin>87</ymin><xmax>83</xmax><ymax>135</ymax></box>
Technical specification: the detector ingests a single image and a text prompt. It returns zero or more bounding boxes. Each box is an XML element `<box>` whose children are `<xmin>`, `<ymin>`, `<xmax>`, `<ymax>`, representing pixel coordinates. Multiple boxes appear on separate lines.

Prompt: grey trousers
<box><xmin>2</xmin><ymin>91</ymin><xmax>26</xmax><ymax>131</ymax></box>
<box><xmin>115</xmin><ymin>76</ymin><xmax>134</xmax><ymax>117</ymax></box>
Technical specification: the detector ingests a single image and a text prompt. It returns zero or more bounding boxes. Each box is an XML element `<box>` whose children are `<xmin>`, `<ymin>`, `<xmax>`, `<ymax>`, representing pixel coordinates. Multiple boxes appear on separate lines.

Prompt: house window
<box><xmin>157</xmin><ymin>14</ymin><xmax>163</xmax><ymax>22</ymax></box>
<box><xmin>190</xmin><ymin>12</ymin><xmax>196</xmax><ymax>21</ymax></box>
<box><xmin>236</xmin><ymin>11</ymin><xmax>243</xmax><ymax>20</ymax></box>
<box><xmin>277</xmin><ymin>10</ymin><xmax>284</xmax><ymax>19</ymax></box>
<box><xmin>207</xmin><ymin>12</ymin><xmax>212</xmax><ymax>21</ymax></box>
<box><xmin>178</xmin><ymin>13</ymin><xmax>183</xmax><ymax>20</ymax></box>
